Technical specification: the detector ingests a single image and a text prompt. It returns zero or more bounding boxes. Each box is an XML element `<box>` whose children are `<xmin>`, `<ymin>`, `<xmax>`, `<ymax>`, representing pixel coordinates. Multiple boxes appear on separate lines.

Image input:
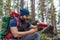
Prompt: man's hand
<box><xmin>30</xmin><ymin>25</ymin><xmax>38</xmax><ymax>29</ymax></box>
<box><xmin>29</xmin><ymin>28</ymin><xmax>38</xmax><ymax>33</ymax></box>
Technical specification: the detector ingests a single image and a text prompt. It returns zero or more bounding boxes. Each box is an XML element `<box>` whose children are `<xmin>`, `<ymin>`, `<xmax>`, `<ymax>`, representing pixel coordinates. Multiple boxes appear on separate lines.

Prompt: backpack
<box><xmin>0</xmin><ymin>15</ymin><xmax>20</xmax><ymax>39</ymax></box>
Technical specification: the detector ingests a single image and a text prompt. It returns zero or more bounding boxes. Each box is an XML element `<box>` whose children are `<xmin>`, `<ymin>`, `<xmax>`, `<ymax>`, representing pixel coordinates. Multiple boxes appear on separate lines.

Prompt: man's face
<box><xmin>20</xmin><ymin>15</ymin><xmax>29</xmax><ymax>20</ymax></box>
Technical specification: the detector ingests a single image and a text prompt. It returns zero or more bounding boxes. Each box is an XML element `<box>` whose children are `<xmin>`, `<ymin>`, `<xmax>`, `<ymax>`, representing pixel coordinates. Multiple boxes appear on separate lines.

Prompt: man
<box><xmin>9</xmin><ymin>8</ymin><xmax>40</xmax><ymax>40</ymax></box>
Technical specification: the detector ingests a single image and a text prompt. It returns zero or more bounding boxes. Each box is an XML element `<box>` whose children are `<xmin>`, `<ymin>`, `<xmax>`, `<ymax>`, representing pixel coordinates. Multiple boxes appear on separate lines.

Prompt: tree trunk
<box><xmin>40</xmin><ymin>0</ymin><xmax>45</xmax><ymax>22</ymax></box>
<box><xmin>0</xmin><ymin>0</ymin><xmax>3</xmax><ymax>18</ymax></box>
<box><xmin>50</xmin><ymin>0</ymin><xmax>57</xmax><ymax>34</ymax></box>
<box><xmin>5</xmin><ymin>0</ymin><xmax>10</xmax><ymax>15</ymax></box>
<box><xmin>17</xmin><ymin>0</ymin><xmax>20</xmax><ymax>13</ymax></box>
<box><xmin>20</xmin><ymin>0</ymin><xmax>24</xmax><ymax>8</ymax></box>
<box><xmin>30</xmin><ymin>0</ymin><xmax>35</xmax><ymax>21</ymax></box>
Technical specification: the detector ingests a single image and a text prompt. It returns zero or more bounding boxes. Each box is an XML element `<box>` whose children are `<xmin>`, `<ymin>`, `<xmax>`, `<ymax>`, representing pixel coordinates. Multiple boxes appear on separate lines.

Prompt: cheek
<box><xmin>22</xmin><ymin>16</ymin><xmax>26</xmax><ymax>19</ymax></box>
<box><xmin>24</xmin><ymin>17</ymin><xmax>27</xmax><ymax>19</ymax></box>
<box><xmin>24</xmin><ymin>16</ymin><xmax>28</xmax><ymax>19</ymax></box>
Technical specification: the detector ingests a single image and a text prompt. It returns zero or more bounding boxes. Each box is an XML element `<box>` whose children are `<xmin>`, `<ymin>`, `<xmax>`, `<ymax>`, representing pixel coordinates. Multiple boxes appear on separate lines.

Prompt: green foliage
<box><xmin>0</xmin><ymin>0</ymin><xmax>3</xmax><ymax>16</ymax></box>
<box><xmin>0</xmin><ymin>0</ymin><xmax>3</xmax><ymax>15</ymax></box>
<box><xmin>0</xmin><ymin>10</ymin><xmax>2</xmax><ymax>15</ymax></box>
<box><xmin>49</xmin><ymin>0</ymin><xmax>53</xmax><ymax>3</ymax></box>
<box><xmin>0</xmin><ymin>0</ymin><xmax>3</xmax><ymax>6</ymax></box>
<box><xmin>40</xmin><ymin>32</ymin><xmax>47</xmax><ymax>40</ymax></box>
<box><xmin>57</xmin><ymin>31</ymin><xmax>60</xmax><ymax>34</ymax></box>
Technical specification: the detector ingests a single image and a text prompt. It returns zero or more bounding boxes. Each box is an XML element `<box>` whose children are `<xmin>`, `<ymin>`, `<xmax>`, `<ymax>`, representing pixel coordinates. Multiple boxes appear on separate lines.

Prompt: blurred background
<box><xmin>0</xmin><ymin>0</ymin><xmax>60</xmax><ymax>40</ymax></box>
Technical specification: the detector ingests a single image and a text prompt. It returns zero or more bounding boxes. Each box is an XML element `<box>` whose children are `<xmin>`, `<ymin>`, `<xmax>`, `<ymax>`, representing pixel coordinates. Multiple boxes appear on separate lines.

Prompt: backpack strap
<box><xmin>14</xmin><ymin>17</ymin><xmax>20</xmax><ymax>27</ymax></box>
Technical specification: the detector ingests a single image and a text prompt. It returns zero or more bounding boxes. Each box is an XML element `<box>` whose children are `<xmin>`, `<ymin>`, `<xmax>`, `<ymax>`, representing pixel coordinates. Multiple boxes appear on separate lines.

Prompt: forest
<box><xmin>0</xmin><ymin>0</ymin><xmax>60</xmax><ymax>40</ymax></box>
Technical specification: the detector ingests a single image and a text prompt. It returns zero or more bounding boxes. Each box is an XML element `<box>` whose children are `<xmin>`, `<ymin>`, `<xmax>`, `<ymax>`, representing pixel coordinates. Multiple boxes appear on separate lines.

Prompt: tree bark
<box><xmin>40</xmin><ymin>0</ymin><xmax>45</xmax><ymax>22</ymax></box>
<box><xmin>5</xmin><ymin>0</ymin><xmax>10</xmax><ymax>15</ymax></box>
<box><xmin>20</xmin><ymin>0</ymin><xmax>24</xmax><ymax>8</ymax></box>
<box><xmin>30</xmin><ymin>0</ymin><xmax>35</xmax><ymax>21</ymax></box>
<box><xmin>50</xmin><ymin>0</ymin><xmax>57</xmax><ymax>34</ymax></box>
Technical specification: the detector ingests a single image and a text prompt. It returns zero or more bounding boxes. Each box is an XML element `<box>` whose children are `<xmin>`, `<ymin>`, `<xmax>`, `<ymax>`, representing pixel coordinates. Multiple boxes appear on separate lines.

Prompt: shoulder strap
<box><xmin>14</xmin><ymin>17</ymin><xmax>20</xmax><ymax>27</ymax></box>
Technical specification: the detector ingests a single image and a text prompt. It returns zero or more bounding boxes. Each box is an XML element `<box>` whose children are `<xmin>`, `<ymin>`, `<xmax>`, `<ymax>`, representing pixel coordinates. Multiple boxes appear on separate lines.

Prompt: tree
<box><xmin>58</xmin><ymin>0</ymin><xmax>60</xmax><ymax>24</ymax></box>
<box><xmin>5</xmin><ymin>0</ymin><xmax>11</xmax><ymax>15</ymax></box>
<box><xmin>40</xmin><ymin>0</ymin><xmax>46</xmax><ymax>22</ymax></box>
<box><xmin>20</xmin><ymin>0</ymin><xmax>24</xmax><ymax>8</ymax></box>
<box><xmin>30</xmin><ymin>0</ymin><xmax>35</xmax><ymax>21</ymax></box>
<box><xmin>58</xmin><ymin>14</ymin><xmax>60</xmax><ymax>24</ymax></box>
<box><xmin>17</xmin><ymin>0</ymin><xmax>20</xmax><ymax>13</ymax></box>
<box><xmin>0</xmin><ymin>0</ymin><xmax>3</xmax><ymax>18</ymax></box>
<box><xmin>49</xmin><ymin>0</ymin><xmax>57</xmax><ymax>34</ymax></box>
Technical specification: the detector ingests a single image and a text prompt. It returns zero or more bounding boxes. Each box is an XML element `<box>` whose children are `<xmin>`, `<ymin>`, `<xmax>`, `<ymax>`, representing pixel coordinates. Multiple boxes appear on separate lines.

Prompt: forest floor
<box><xmin>46</xmin><ymin>31</ymin><xmax>60</xmax><ymax>40</ymax></box>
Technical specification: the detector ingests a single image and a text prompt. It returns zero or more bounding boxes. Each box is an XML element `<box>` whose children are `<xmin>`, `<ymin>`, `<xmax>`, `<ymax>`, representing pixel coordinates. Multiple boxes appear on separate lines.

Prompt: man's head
<box><xmin>20</xmin><ymin>8</ymin><xmax>29</xmax><ymax>20</ymax></box>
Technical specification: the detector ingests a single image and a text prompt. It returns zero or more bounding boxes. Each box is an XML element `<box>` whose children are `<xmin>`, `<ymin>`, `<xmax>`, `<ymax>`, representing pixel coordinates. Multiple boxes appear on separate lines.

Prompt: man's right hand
<box><xmin>29</xmin><ymin>28</ymin><xmax>38</xmax><ymax>34</ymax></box>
